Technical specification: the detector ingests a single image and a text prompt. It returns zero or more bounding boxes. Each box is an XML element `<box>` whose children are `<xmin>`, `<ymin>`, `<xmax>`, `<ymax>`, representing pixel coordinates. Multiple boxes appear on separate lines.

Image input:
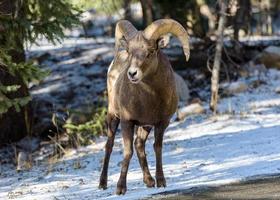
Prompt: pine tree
<box><xmin>0</xmin><ymin>0</ymin><xmax>80</xmax><ymax>145</ymax></box>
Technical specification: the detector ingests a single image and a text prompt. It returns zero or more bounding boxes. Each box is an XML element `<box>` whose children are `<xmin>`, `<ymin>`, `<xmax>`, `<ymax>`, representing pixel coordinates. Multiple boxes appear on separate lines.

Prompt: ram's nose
<box><xmin>128</xmin><ymin>69</ymin><xmax>138</xmax><ymax>79</ymax></box>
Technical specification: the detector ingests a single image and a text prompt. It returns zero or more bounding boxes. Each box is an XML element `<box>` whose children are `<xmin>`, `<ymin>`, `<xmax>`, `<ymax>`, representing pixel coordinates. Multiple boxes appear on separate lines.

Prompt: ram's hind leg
<box><xmin>134</xmin><ymin>126</ymin><xmax>155</xmax><ymax>187</ymax></box>
<box><xmin>99</xmin><ymin>113</ymin><xmax>119</xmax><ymax>190</ymax></box>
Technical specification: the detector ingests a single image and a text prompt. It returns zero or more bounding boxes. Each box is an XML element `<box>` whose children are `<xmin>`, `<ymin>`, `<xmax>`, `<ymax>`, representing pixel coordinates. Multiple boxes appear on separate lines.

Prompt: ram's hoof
<box><xmin>116</xmin><ymin>184</ymin><xmax>127</xmax><ymax>195</ymax></box>
<box><xmin>144</xmin><ymin>176</ymin><xmax>155</xmax><ymax>188</ymax></box>
<box><xmin>156</xmin><ymin>176</ymin><xmax>166</xmax><ymax>188</ymax></box>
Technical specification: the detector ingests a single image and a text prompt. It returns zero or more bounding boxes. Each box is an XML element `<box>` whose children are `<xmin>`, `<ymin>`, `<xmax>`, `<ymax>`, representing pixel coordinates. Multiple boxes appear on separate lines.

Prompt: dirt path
<box><xmin>151</xmin><ymin>175</ymin><xmax>280</xmax><ymax>200</ymax></box>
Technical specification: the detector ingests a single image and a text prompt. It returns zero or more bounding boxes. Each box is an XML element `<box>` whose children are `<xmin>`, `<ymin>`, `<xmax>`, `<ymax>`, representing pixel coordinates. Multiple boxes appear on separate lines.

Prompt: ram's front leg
<box><xmin>134</xmin><ymin>126</ymin><xmax>155</xmax><ymax>187</ymax></box>
<box><xmin>154</xmin><ymin>120</ymin><xmax>169</xmax><ymax>187</ymax></box>
<box><xmin>99</xmin><ymin>114</ymin><xmax>120</xmax><ymax>190</ymax></box>
<box><xmin>116</xmin><ymin>120</ymin><xmax>134</xmax><ymax>195</ymax></box>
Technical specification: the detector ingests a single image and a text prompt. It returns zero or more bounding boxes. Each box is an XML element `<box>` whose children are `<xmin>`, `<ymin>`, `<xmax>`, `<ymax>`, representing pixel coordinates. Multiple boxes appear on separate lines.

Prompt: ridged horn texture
<box><xmin>115</xmin><ymin>20</ymin><xmax>137</xmax><ymax>51</ymax></box>
<box><xmin>143</xmin><ymin>19</ymin><xmax>190</xmax><ymax>61</ymax></box>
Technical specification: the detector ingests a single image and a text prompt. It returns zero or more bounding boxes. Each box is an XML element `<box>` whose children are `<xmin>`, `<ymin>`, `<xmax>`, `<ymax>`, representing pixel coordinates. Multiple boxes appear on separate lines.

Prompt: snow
<box><xmin>224</xmin><ymin>35</ymin><xmax>280</xmax><ymax>47</ymax></box>
<box><xmin>2</xmin><ymin>114</ymin><xmax>280</xmax><ymax>200</ymax></box>
<box><xmin>177</xmin><ymin>103</ymin><xmax>205</xmax><ymax>119</ymax></box>
<box><xmin>1</xmin><ymin>67</ymin><xmax>280</xmax><ymax>199</ymax></box>
<box><xmin>27</xmin><ymin>37</ymin><xmax>115</xmax><ymax>52</ymax></box>
<box><xmin>263</xmin><ymin>46</ymin><xmax>280</xmax><ymax>55</ymax></box>
<box><xmin>217</xmin><ymin>69</ymin><xmax>280</xmax><ymax>114</ymax></box>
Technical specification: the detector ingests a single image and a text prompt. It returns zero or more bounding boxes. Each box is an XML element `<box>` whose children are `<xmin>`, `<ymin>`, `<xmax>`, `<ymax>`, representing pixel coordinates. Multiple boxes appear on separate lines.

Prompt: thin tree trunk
<box><xmin>265</xmin><ymin>0</ymin><xmax>272</xmax><ymax>35</ymax></box>
<box><xmin>140</xmin><ymin>0</ymin><xmax>153</xmax><ymax>27</ymax></box>
<box><xmin>234</xmin><ymin>0</ymin><xmax>250</xmax><ymax>41</ymax></box>
<box><xmin>210</xmin><ymin>0</ymin><xmax>227</xmax><ymax>114</ymax></box>
<box><xmin>256</xmin><ymin>0</ymin><xmax>262</xmax><ymax>35</ymax></box>
<box><xmin>123</xmin><ymin>0</ymin><xmax>132</xmax><ymax>21</ymax></box>
<box><xmin>260</xmin><ymin>0</ymin><xmax>272</xmax><ymax>35</ymax></box>
<box><xmin>196</xmin><ymin>0</ymin><xmax>216</xmax><ymax>33</ymax></box>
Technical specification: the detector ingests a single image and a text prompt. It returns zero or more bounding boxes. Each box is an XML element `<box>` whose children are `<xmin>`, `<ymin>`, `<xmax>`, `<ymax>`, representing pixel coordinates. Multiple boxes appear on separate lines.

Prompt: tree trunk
<box><xmin>234</xmin><ymin>0</ymin><xmax>251</xmax><ymax>41</ymax></box>
<box><xmin>265</xmin><ymin>0</ymin><xmax>272</xmax><ymax>35</ymax></box>
<box><xmin>140</xmin><ymin>0</ymin><xmax>154</xmax><ymax>27</ymax></box>
<box><xmin>0</xmin><ymin>67</ymin><xmax>30</xmax><ymax>146</ymax></box>
<box><xmin>0</xmin><ymin>0</ymin><xmax>30</xmax><ymax>146</ymax></box>
<box><xmin>210</xmin><ymin>0</ymin><xmax>227</xmax><ymax>114</ymax></box>
<box><xmin>260</xmin><ymin>0</ymin><xmax>272</xmax><ymax>35</ymax></box>
<box><xmin>196</xmin><ymin>0</ymin><xmax>216</xmax><ymax>34</ymax></box>
<box><xmin>123</xmin><ymin>0</ymin><xmax>132</xmax><ymax>21</ymax></box>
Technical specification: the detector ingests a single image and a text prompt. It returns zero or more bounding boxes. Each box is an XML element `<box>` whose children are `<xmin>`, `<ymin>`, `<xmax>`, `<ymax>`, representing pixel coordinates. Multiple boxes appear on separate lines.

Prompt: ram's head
<box><xmin>115</xmin><ymin>19</ymin><xmax>190</xmax><ymax>84</ymax></box>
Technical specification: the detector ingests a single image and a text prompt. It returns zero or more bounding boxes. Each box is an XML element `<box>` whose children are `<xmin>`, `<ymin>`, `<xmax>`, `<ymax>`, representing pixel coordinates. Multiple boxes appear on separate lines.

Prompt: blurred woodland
<box><xmin>1</xmin><ymin>0</ymin><xmax>280</xmax><ymax>167</ymax></box>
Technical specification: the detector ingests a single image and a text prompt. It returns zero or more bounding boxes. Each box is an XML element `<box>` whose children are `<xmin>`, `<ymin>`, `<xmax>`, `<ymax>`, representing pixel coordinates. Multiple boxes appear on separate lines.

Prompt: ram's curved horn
<box><xmin>115</xmin><ymin>20</ymin><xmax>137</xmax><ymax>51</ymax></box>
<box><xmin>143</xmin><ymin>19</ymin><xmax>190</xmax><ymax>61</ymax></box>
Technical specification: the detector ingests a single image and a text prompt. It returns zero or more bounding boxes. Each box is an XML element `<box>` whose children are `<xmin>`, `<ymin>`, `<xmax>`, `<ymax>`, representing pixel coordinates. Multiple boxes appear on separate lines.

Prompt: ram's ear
<box><xmin>119</xmin><ymin>37</ymin><xmax>128</xmax><ymax>50</ymax></box>
<box><xmin>157</xmin><ymin>35</ymin><xmax>170</xmax><ymax>49</ymax></box>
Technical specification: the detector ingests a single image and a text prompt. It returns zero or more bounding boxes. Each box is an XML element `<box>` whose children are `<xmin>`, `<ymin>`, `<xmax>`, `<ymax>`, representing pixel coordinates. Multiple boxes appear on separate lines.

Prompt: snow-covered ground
<box><xmin>1</xmin><ymin>65</ymin><xmax>280</xmax><ymax>199</ymax></box>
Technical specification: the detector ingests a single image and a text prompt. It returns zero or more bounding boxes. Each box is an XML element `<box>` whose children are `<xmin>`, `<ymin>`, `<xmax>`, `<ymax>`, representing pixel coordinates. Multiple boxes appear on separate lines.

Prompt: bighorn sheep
<box><xmin>99</xmin><ymin>19</ymin><xmax>190</xmax><ymax>195</ymax></box>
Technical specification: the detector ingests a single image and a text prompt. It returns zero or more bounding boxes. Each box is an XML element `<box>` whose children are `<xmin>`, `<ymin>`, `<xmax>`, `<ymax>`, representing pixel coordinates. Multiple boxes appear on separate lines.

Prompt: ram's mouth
<box><xmin>129</xmin><ymin>78</ymin><xmax>140</xmax><ymax>84</ymax></box>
